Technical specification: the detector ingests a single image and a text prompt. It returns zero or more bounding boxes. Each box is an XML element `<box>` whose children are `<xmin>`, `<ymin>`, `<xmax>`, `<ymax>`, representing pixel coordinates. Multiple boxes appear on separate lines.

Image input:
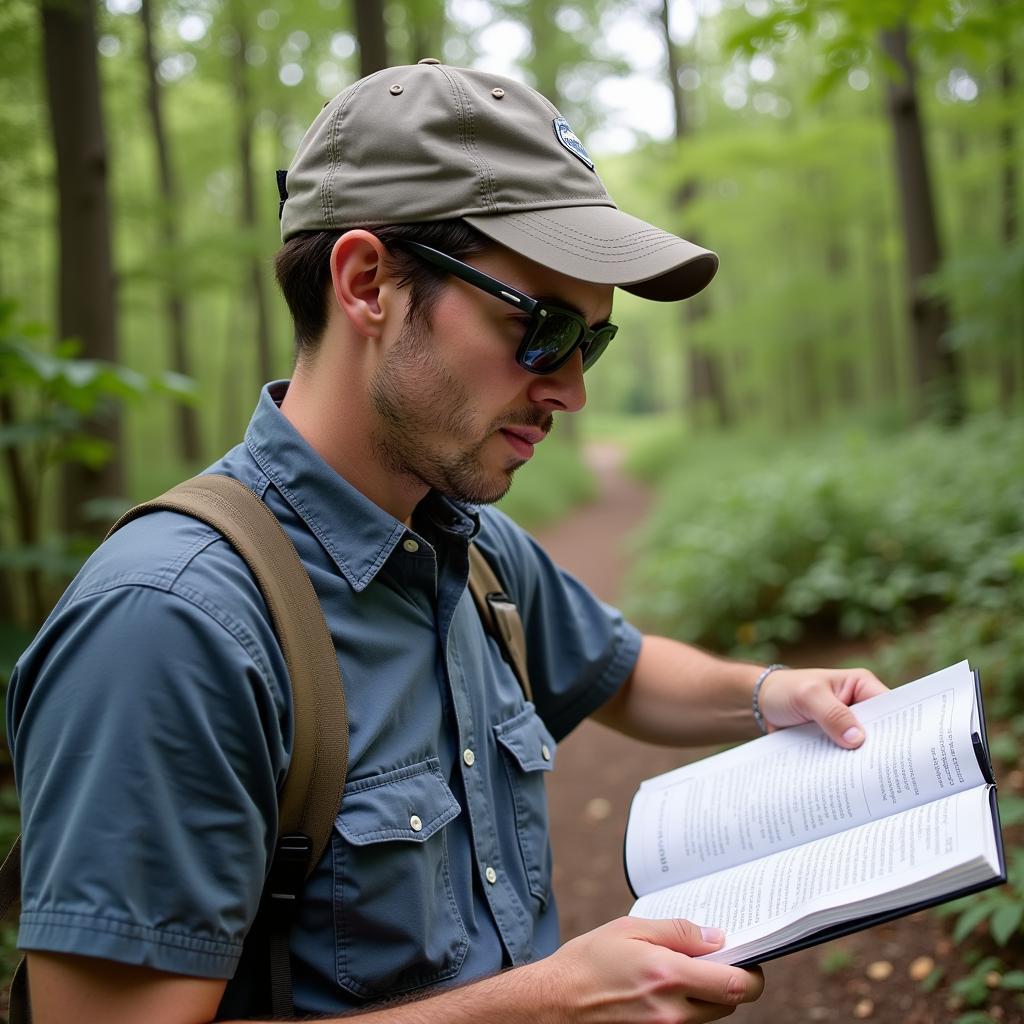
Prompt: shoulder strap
<box><xmin>109</xmin><ymin>474</ymin><xmax>347</xmax><ymax>1019</ymax></box>
<box><xmin>467</xmin><ymin>544</ymin><xmax>533</xmax><ymax>704</ymax></box>
<box><xmin>109</xmin><ymin>474</ymin><xmax>349</xmax><ymax>856</ymax></box>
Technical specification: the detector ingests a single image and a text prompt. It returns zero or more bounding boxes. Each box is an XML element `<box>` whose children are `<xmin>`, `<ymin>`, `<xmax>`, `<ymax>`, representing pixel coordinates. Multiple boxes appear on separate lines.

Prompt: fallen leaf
<box><xmin>866</xmin><ymin>960</ymin><xmax>893</xmax><ymax>981</ymax></box>
<box><xmin>908</xmin><ymin>956</ymin><xmax>934</xmax><ymax>981</ymax></box>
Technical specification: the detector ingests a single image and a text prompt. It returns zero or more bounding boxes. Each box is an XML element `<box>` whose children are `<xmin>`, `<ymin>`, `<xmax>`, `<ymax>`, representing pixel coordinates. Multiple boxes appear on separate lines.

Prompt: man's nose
<box><xmin>525</xmin><ymin>349</ymin><xmax>587</xmax><ymax>413</ymax></box>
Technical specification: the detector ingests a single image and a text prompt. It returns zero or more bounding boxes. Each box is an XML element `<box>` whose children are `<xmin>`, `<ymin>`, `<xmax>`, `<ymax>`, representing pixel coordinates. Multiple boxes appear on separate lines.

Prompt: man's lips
<box><xmin>499</xmin><ymin>426</ymin><xmax>546</xmax><ymax>459</ymax></box>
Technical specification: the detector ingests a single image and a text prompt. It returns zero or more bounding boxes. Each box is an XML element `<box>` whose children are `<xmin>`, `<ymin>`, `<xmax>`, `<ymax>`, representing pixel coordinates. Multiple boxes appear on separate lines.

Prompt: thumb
<box><xmin>631</xmin><ymin>916</ymin><xmax>726</xmax><ymax>955</ymax></box>
<box><xmin>800</xmin><ymin>685</ymin><xmax>866</xmax><ymax>748</ymax></box>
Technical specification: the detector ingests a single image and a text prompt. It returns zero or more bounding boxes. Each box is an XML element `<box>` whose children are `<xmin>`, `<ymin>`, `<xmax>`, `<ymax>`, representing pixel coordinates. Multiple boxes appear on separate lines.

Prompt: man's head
<box><xmin>273</xmin><ymin>61</ymin><xmax>717</xmax><ymax>512</ymax></box>
<box><xmin>275</xmin><ymin>61</ymin><xmax>718</xmax><ymax>351</ymax></box>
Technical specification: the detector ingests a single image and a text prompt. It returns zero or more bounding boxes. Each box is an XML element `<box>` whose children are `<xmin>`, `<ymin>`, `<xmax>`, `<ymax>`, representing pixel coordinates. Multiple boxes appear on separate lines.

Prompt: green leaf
<box><xmin>953</xmin><ymin>900</ymin><xmax>996</xmax><ymax>943</ymax></box>
<box><xmin>1000</xmin><ymin>970</ymin><xmax>1024</xmax><ymax>991</ymax></box>
<box><xmin>989</xmin><ymin>903</ymin><xmax>1024</xmax><ymax>946</ymax></box>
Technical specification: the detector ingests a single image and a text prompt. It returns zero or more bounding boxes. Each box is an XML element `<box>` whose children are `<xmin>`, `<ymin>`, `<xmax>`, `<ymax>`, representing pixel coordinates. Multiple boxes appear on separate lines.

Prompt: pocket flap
<box><xmin>494</xmin><ymin>705</ymin><xmax>556</xmax><ymax>773</ymax></box>
<box><xmin>337</xmin><ymin>758</ymin><xmax>461</xmax><ymax>845</ymax></box>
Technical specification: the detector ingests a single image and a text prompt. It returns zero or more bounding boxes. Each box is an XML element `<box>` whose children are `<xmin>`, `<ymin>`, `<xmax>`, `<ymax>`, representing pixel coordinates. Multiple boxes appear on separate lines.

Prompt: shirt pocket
<box><xmin>493</xmin><ymin>705</ymin><xmax>556</xmax><ymax>907</ymax></box>
<box><xmin>332</xmin><ymin>757</ymin><xmax>469</xmax><ymax>1000</ymax></box>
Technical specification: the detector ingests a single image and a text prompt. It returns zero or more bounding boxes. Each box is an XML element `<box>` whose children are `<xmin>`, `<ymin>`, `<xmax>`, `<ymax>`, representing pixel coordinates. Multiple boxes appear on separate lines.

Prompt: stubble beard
<box><xmin>368</xmin><ymin>317</ymin><xmax>552</xmax><ymax>505</ymax></box>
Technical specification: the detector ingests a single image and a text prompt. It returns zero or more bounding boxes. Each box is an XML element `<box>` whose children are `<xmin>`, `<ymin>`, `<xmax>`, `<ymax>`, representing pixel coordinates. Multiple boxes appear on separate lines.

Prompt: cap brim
<box><xmin>463</xmin><ymin>205</ymin><xmax>718</xmax><ymax>301</ymax></box>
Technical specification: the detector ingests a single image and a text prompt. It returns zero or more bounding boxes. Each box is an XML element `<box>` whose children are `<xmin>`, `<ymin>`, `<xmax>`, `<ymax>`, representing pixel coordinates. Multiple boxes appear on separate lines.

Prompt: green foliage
<box><xmin>496</xmin><ymin>437</ymin><xmax>596</xmax><ymax>531</ymax></box>
<box><xmin>0</xmin><ymin>299</ymin><xmax>196</xmax><ymax>633</ymax></box>
<box><xmin>624</xmin><ymin>416</ymin><xmax>1024</xmax><ymax>659</ymax></box>
<box><xmin>817</xmin><ymin>946</ymin><xmax>854</xmax><ymax>975</ymax></box>
<box><xmin>939</xmin><ymin>847</ymin><xmax>1024</xmax><ymax>950</ymax></box>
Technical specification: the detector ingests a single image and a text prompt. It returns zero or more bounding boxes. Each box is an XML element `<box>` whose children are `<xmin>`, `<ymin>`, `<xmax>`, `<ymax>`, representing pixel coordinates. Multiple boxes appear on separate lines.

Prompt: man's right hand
<box><xmin>544</xmin><ymin>916</ymin><xmax>765</xmax><ymax>1023</ymax></box>
<box><xmin>27</xmin><ymin>917</ymin><xmax>764</xmax><ymax>1024</ymax></box>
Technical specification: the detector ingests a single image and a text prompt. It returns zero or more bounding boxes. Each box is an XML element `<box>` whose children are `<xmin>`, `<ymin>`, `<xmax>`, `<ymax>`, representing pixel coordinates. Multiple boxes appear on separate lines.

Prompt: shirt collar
<box><xmin>244</xmin><ymin>381</ymin><xmax>478</xmax><ymax>591</ymax></box>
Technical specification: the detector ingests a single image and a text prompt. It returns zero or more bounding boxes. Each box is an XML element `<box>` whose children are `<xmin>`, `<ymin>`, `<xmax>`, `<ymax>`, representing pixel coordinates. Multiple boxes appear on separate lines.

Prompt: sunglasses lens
<box><xmin>520</xmin><ymin>314</ymin><xmax>586</xmax><ymax>373</ymax></box>
<box><xmin>581</xmin><ymin>325</ymin><xmax>617</xmax><ymax>371</ymax></box>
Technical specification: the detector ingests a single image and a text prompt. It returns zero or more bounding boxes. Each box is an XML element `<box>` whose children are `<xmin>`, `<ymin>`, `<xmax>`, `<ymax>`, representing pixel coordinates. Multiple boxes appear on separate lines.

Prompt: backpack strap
<box><xmin>467</xmin><ymin>544</ymin><xmax>533</xmax><ymax>704</ymax></box>
<box><xmin>0</xmin><ymin>839</ymin><xmax>27</xmax><ymax>1023</ymax></box>
<box><xmin>108</xmin><ymin>474</ymin><xmax>348</xmax><ymax>1019</ymax></box>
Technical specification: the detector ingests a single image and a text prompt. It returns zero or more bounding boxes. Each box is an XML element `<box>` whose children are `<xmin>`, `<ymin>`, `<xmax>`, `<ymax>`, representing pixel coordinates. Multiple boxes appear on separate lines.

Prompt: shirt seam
<box><xmin>544</xmin><ymin>620</ymin><xmax>642</xmax><ymax>741</ymax></box>
<box><xmin>61</xmin><ymin>575</ymin><xmax>277</xmax><ymax>687</ymax></box>
<box><xmin>19</xmin><ymin>908</ymin><xmax>243</xmax><ymax>959</ymax></box>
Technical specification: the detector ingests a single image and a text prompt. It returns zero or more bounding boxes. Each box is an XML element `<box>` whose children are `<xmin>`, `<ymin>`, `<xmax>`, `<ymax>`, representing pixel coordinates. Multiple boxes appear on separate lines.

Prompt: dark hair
<box><xmin>273</xmin><ymin>219</ymin><xmax>490</xmax><ymax>359</ymax></box>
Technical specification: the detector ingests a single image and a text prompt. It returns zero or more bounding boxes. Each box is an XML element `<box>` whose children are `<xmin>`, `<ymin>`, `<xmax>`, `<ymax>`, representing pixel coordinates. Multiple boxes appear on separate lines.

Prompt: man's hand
<box><xmin>547</xmin><ymin>916</ymin><xmax>764</xmax><ymax>1023</ymax></box>
<box><xmin>757</xmin><ymin>666</ymin><xmax>888</xmax><ymax>748</ymax></box>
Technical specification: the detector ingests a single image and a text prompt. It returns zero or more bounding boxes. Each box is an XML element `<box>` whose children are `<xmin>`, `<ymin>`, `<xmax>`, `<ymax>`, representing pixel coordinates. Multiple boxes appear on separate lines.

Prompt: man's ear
<box><xmin>328</xmin><ymin>230</ymin><xmax>398</xmax><ymax>338</ymax></box>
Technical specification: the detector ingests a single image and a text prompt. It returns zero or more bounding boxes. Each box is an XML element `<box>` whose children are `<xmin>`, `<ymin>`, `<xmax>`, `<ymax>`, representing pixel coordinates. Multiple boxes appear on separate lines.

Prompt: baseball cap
<box><xmin>279</xmin><ymin>59</ymin><xmax>718</xmax><ymax>302</ymax></box>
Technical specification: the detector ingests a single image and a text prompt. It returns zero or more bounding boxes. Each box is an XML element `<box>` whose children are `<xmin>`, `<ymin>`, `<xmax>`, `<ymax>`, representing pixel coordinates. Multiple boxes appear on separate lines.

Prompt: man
<box><xmin>8</xmin><ymin>62</ymin><xmax>885</xmax><ymax>1023</ymax></box>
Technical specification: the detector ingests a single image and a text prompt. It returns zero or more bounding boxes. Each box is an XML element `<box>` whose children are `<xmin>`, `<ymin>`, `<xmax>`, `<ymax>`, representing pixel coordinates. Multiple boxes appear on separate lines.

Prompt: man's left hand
<box><xmin>758</xmin><ymin>667</ymin><xmax>888</xmax><ymax>748</ymax></box>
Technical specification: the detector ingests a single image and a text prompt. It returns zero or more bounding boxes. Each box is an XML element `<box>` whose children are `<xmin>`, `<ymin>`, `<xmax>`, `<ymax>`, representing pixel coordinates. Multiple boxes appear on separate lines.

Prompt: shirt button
<box><xmin>410</xmin><ymin>815</ymin><xmax>423</xmax><ymax>832</ymax></box>
<box><xmin>485</xmin><ymin>866</ymin><xmax>497</xmax><ymax>884</ymax></box>
<box><xmin>403</xmin><ymin>538</ymin><xmax>420</xmax><ymax>553</ymax></box>
<box><xmin>541</xmin><ymin>744</ymin><xmax>551</xmax><ymax>761</ymax></box>
<box><xmin>463</xmin><ymin>748</ymin><xmax>475</xmax><ymax>767</ymax></box>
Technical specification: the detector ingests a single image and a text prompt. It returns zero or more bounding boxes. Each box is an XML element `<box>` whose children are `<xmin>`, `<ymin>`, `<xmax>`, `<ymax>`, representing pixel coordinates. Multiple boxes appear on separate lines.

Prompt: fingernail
<box><xmin>842</xmin><ymin>726</ymin><xmax>863</xmax><ymax>745</ymax></box>
<box><xmin>700</xmin><ymin>926</ymin><xmax>725</xmax><ymax>944</ymax></box>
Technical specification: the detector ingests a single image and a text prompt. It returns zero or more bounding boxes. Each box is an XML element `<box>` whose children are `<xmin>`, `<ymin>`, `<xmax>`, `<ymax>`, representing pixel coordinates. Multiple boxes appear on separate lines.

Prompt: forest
<box><xmin>1</xmin><ymin>0</ymin><xmax>1023</xmax><ymax>1020</ymax></box>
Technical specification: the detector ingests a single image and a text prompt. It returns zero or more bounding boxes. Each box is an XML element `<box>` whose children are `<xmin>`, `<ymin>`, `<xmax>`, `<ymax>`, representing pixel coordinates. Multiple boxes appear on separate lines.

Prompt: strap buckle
<box><xmin>485</xmin><ymin>592</ymin><xmax>518</xmax><ymax>651</ymax></box>
<box><xmin>267</xmin><ymin>832</ymin><xmax>312</xmax><ymax>917</ymax></box>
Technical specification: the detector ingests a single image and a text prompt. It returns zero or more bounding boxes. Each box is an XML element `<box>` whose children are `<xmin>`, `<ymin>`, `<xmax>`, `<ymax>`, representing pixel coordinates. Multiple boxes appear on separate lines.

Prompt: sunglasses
<box><xmin>398</xmin><ymin>241</ymin><xmax>618</xmax><ymax>375</ymax></box>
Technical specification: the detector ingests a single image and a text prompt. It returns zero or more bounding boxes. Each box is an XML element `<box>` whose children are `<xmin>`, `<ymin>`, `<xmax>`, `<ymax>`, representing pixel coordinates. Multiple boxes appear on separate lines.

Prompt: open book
<box><xmin>624</xmin><ymin>661</ymin><xmax>1006</xmax><ymax>966</ymax></box>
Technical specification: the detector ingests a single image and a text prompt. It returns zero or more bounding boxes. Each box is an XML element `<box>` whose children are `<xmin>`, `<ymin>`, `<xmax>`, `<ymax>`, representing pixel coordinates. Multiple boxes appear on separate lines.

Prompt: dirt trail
<box><xmin>532</xmin><ymin>442</ymin><xmax>1015</xmax><ymax>1024</ymax></box>
<box><xmin>534</xmin><ymin>442</ymin><xmax>714</xmax><ymax>939</ymax></box>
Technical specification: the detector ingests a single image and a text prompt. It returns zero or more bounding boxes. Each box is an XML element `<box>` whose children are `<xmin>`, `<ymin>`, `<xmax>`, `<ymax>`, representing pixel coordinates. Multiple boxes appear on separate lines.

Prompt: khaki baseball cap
<box><xmin>280</xmin><ymin>60</ymin><xmax>718</xmax><ymax>301</ymax></box>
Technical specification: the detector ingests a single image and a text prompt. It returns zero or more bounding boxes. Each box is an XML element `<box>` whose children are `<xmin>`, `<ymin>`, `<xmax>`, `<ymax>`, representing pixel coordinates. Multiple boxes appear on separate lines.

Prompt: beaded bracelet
<box><xmin>752</xmin><ymin>663</ymin><xmax>788</xmax><ymax>735</ymax></box>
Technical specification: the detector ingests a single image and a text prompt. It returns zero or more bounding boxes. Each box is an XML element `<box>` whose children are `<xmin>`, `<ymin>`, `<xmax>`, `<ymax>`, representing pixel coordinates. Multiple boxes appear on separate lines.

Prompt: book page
<box><xmin>630</xmin><ymin>784</ymin><xmax>999</xmax><ymax>964</ymax></box>
<box><xmin>626</xmin><ymin>661</ymin><xmax>985</xmax><ymax>896</ymax></box>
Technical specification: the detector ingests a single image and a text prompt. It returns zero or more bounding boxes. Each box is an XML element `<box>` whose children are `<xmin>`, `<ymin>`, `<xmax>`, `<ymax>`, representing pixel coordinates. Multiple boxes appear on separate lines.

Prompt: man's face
<box><xmin>368</xmin><ymin>247</ymin><xmax>614</xmax><ymax>505</ymax></box>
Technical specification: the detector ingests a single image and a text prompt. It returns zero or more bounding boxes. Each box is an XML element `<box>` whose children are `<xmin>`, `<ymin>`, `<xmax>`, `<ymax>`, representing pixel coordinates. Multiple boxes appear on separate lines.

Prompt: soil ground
<box><xmin>534</xmin><ymin>442</ymin><xmax>1023</xmax><ymax>1024</ymax></box>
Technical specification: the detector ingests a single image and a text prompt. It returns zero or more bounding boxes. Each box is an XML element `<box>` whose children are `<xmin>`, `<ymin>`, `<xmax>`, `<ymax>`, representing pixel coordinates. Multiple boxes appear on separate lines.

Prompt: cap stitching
<box><xmin>501</xmin><ymin>217</ymin><xmax>692</xmax><ymax>263</ymax></box>
<box><xmin>514</xmin><ymin>210</ymin><xmax>666</xmax><ymax>244</ymax></box>
<box><xmin>438</xmin><ymin>67</ymin><xmax>497</xmax><ymax>214</ymax></box>
<box><xmin>502</xmin><ymin>211</ymin><xmax>681</xmax><ymax>249</ymax></box>
<box><xmin>320</xmin><ymin>79</ymin><xmax>367</xmax><ymax>227</ymax></box>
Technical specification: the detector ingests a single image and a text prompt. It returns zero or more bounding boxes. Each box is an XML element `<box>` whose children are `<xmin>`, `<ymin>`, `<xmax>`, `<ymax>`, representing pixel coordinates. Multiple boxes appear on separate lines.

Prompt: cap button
<box><xmin>417</xmin><ymin>57</ymin><xmax>441</xmax><ymax>65</ymax></box>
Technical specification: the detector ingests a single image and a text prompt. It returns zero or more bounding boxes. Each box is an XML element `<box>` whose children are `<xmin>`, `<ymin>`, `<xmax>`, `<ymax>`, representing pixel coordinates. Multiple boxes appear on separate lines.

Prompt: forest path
<box><xmin>532</xmin><ymin>442</ymin><xmax>954</xmax><ymax>1024</ymax></box>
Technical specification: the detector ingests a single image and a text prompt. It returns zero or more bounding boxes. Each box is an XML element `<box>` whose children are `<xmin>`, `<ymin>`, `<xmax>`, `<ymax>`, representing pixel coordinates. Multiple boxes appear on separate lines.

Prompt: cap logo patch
<box><xmin>553</xmin><ymin>117</ymin><xmax>595</xmax><ymax>171</ymax></box>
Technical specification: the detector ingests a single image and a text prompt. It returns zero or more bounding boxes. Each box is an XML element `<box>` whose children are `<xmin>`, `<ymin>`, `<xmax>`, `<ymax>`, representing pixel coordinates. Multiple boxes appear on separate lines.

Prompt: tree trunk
<box><xmin>354</xmin><ymin>0</ymin><xmax>389</xmax><ymax>78</ymax></box>
<box><xmin>230</xmin><ymin>5</ymin><xmax>274</xmax><ymax>389</ymax></box>
<box><xmin>406</xmin><ymin>0</ymin><xmax>444</xmax><ymax>65</ymax></box>
<box><xmin>880</xmin><ymin>24</ymin><xmax>962</xmax><ymax>423</ymax></box>
<box><xmin>41</xmin><ymin>0</ymin><xmax>124</xmax><ymax>535</ymax></box>
<box><xmin>999</xmin><ymin>44</ymin><xmax>1019</xmax><ymax>409</ymax></box>
<box><xmin>659</xmin><ymin>0</ymin><xmax>730</xmax><ymax>430</ymax></box>
<box><xmin>140</xmin><ymin>0</ymin><xmax>201</xmax><ymax>463</ymax></box>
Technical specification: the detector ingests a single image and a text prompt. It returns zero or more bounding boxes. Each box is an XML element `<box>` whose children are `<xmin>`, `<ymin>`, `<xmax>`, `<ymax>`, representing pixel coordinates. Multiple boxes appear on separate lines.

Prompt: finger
<box><xmin>798</xmin><ymin>684</ymin><xmax>868</xmax><ymax>748</ymax></box>
<box><xmin>674</xmin><ymin>960</ymin><xmax>765</xmax><ymax>1008</ymax></box>
<box><xmin>630</xmin><ymin>917</ymin><xmax>726</xmax><ymax>955</ymax></box>
<box><xmin>845</xmin><ymin>668</ymin><xmax>888</xmax><ymax>702</ymax></box>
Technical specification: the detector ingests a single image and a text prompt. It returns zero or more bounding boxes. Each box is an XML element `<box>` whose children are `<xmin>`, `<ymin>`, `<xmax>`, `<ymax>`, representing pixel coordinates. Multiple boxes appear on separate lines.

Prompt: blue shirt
<box><xmin>7</xmin><ymin>382</ymin><xmax>642</xmax><ymax>1016</ymax></box>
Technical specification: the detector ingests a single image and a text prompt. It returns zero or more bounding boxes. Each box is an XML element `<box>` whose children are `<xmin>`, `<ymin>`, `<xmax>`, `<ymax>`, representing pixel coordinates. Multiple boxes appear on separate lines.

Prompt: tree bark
<box><xmin>880</xmin><ymin>24</ymin><xmax>962</xmax><ymax>423</ymax></box>
<box><xmin>140</xmin><ymin>0</ymin><xmax>201</xmax><ymax>462</ymax></box>
<box><xmin>659</xmin><ymin>0</ymin><xmax>730</xmax><ymax>430</ymax></box>
<box><xmin>41</xmin><ymin>0</ymin><xmax>124</xmax><ymax>536</ymax></box>
<box><xmin>354</xmin><ymin>0</ymin><xmax>389</xmax><ymax>78</ymax></box>
<box><xmin>998</xmin><ymin>43</ymin><xmax>1019</xmax><ymax>409</ymax></box>
<box><xmin>229</xmin><ymin>5</ymin><xmax>274</xmax><ymax>389</ymax></box>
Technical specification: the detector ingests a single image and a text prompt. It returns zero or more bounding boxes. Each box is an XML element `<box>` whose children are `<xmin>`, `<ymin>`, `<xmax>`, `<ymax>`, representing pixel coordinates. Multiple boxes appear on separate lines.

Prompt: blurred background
<box><xmin>1</xmin><ymin>0</ymin><xmax>1023</xmax><ymax>1019</ymax></box>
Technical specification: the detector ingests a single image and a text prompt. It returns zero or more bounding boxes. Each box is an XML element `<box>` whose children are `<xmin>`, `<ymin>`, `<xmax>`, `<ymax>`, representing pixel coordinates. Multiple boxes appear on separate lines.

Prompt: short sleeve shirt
<box><xmin>7</xmin><ymin>381</ymin><xmax>642</xmax><ymax>1016</ymax></box>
